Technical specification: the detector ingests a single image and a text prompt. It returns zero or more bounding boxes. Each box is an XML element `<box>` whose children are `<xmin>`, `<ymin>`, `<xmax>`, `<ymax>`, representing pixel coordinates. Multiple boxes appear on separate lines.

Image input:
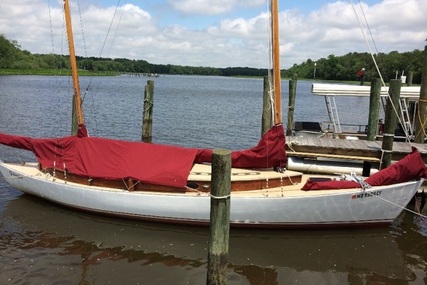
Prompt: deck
<box><xmin>286</xmin><ymin>137</ymin><xmax>427</xmax><ymax>163</ymax></box>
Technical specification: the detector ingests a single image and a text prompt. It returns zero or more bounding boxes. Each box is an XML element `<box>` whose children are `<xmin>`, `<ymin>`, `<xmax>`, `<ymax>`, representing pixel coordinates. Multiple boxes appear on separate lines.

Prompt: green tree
<box><xmin>0</xmin><ymin>34</ymin><xmax>20</xmax><ymax>68</ymax></box>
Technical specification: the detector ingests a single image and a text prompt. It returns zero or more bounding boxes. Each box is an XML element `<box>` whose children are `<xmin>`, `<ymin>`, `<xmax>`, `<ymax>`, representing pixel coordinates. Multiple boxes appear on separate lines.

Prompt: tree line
<box><xmin>0</xmin><ymin>34</ymin><xmax>424</xmax><ymax>83</ymax></box>
<box><xmin>283</xmin><ymin>50</ymin><xmax>425</xmax><ymax>84</ymax></box>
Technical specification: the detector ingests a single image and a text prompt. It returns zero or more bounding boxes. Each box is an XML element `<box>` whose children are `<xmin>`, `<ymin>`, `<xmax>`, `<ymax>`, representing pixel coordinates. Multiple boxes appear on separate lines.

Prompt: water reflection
<box><xmin>1</xmin><ymin>193</ymin><xmax>425</xmax><ymax>284</ymax></box>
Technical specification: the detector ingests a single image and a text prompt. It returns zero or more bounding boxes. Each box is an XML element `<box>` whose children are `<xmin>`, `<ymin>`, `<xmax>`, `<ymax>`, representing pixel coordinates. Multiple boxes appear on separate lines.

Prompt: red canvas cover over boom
<box><xmin>0</xmin><ymin>124</ymin><xmax>286</xmax><ymax>188</ymax></box>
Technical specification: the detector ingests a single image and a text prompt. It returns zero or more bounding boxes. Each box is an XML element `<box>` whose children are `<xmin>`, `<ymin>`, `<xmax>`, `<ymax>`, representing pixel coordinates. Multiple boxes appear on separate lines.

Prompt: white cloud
<box><xmin>279</xmin><ymin>0</ymin><xmax>427</xmax><ymax>66</ymax></box>
<box><xmin>167</xmin><ymin>0</ymin><xmax>264</xmax><ymax>15</ymax></box>
<box><xmin>0</xmin><ymin>0</ymin><xmax>425</xmax><ymax>69</ymax></box>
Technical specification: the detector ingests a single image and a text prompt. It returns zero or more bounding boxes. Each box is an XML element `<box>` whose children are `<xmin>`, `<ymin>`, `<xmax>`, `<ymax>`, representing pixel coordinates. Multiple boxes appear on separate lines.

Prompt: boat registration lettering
<box><xmin>9</xmin><ymin>170</ymin><xmax>23</xmax><ymax>179</ymax></box>
<box><xmin>351</xmin><ymin>190</ymin><xmax>382</xmax><ymax>200</ymax></box>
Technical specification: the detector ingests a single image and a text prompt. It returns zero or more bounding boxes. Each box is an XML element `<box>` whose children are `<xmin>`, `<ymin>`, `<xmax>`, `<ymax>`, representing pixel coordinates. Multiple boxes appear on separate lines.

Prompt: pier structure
<box><xmin>286</xmin><ymin>136</ymin><xmax>427</xmax><ymax>165</ymax></box>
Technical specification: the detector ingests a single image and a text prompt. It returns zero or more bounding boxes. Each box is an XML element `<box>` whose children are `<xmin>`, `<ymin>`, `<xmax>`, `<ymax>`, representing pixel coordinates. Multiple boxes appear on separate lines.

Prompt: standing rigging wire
<box><xmin>48</xmin><ymin>1</ymin><xmax>72</xmax><ymax>136</ymax></box>
<box><xmin>76</xmin><ymin>0</ymin><xmax>88</xmax><ymax>59</ymax></box>
<box><xmin>350</xmin><ymin>0</ymin><xmax>412</xmax><ymax>143</ymax></box>
<box><xmin>108</xmin><ymin>0</ymin><xmax>128</xmax><ymax>57</ymax></box>
<box><xmin>357</xmin><ymin>0</ymin><xmax>380</xmax><ymax>56</ymax></box>
<box><xmin>95</xmin><ymin>0</ymin><xmax>124</xmax><ymax>59</ymax></box>
<box><xmin>73</xmin><ymin>0</ymin><xmax>125</xmax><ymax>133</ymax></box>
<box><xmin>75</xmin><ymin>0</ymin><xmax>90</xmax><ymax>105</ymax></box>
<box><xmin>78</xmin><ymin>0</ymin><xmax>124</xmax><ymax>102</ymax></box>
<box><xmin>350</xmin><ymin>0</ymin><xmax>387</xmax><ymax>87</ymax></box>
<box><xmin>356</xmin><ymin>1</ymin><xmax>393</xmax><ymax>88</ymax></box>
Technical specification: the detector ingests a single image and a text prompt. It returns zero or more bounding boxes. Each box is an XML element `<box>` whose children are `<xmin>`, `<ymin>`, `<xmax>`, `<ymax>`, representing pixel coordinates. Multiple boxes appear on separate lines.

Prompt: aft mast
<box><xmin>63</xmin><ymin>0</ymin><xmax>85</xmax><ymax>135</ymax></box>
<box><xmin>271</xmin><ymin>0</ymin><xmax>282</xmax><ymax>125</ymax></box>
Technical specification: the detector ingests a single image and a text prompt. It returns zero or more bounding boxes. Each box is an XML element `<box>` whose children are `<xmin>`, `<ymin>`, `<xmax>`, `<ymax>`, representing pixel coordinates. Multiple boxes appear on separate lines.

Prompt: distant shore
<box><xmin>0</xmin><ymin>69</ymin><xmax>119</xmax><ymax>76</ymax></box>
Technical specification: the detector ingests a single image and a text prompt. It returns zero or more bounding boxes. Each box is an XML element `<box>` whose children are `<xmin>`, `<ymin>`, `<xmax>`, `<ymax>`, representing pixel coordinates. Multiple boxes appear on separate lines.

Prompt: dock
<box><xmin>286</xmin><ymin>137</ymin><xmax>427</xmax><ymax>164</ymax></box>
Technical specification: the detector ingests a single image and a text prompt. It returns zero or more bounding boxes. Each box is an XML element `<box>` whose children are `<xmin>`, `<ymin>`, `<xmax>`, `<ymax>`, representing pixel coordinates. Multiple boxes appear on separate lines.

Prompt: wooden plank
<box><xmin>287</xmin><ymin>137</ymin><xmax>427</xmax><ymax>164</ymax></box>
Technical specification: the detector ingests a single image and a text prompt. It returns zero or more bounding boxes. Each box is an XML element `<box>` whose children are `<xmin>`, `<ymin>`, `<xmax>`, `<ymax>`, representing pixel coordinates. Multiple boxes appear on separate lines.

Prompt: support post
<box><xmin>261</xmin><ymin>76</ymin><xmax>273</xmax><ymax>136</ymax></box>
<box><xmin>71</xmin><ymin>95</ymin><xmax>78</xmax><ymax>135</ymax></box>
<box><xmin>364</xmin><ymin>78</ymin><xmax>382</xmax><ymax>176</ymax></box>
<box><xmin>381</xmin><ymin>80</ymin><xmax>401</xmax><ymax>168</ymax></box>
<box><xmin>414</xmin><ymin>45</ymin><xmax>427</xmax><ymax>144</ymax></box>
<box><xmin>367</xmin><ymin>78</ymin><xmax>382</xmax><ymax>141</ymax></box>
<box><xmin>142</xmin><ymin>80</ymin><xmax>154</xmax><ymax>143</ymax></box>
<box><xmin>207</xmin><ymin>149</ymin><xmax>231</xmax><ymax>285</ymax></box>
<box><xmin>286</xmin><ymin>74</ymin><xmax>297</xmax><ymax>136</ymax></box>
<box><xmin>407</xmin><ymin>71</ymin><xmax>413</xmax><ymax>86</ymax></box>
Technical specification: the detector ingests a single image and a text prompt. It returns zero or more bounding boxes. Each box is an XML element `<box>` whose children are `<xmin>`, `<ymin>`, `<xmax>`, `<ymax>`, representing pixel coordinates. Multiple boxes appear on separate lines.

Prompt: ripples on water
<box><xmin>0</xmin><ymin>75</ymin><xmax>426</xmax><ymax>284</ymax></box>
<box><xmin>0</xmin><ymin>75</ymin><xmax>371</xmax><ymax>149</ymax></box>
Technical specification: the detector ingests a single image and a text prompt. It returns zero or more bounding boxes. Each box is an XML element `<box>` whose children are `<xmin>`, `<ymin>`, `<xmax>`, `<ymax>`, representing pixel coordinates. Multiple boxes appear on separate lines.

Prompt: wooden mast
<box><xmin>63</xmin><ymin>0</ymin><xmax>84</xmax><ymax>134</ymax></box>
<box><xmin>271</xmin><ymin>0</ymin><xmax>282</xmax><ymax>125</ymax></box>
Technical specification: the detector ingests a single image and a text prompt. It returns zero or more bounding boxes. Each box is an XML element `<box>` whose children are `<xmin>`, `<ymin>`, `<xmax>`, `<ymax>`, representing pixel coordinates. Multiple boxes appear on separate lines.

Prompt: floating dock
<box><xmin>286</xmin><ymin>136</ymin><xmax>427</xmax><ymax>164</ymax></box>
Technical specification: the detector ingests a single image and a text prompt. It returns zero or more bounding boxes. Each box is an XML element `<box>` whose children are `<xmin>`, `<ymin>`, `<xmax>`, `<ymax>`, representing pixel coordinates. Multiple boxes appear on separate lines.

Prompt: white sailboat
<box><xmin>0</xmin><ymin>0</ymin><xmax>425</xmax><ymax>229</ymax></box>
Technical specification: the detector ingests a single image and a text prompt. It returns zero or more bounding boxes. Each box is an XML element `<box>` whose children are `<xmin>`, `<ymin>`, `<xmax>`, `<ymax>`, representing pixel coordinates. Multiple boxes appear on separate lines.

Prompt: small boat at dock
<box><xmin>0</xmin><ymin>0</ymin><xmax>425</xmax><ymax>229</ymax></box>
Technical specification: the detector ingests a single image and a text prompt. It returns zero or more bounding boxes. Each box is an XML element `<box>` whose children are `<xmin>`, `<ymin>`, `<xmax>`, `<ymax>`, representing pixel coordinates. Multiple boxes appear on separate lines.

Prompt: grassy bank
<box><xmin>0</xmin><ymin>69</ymin><xmax>119</xmax><ymax>76</ymax></box>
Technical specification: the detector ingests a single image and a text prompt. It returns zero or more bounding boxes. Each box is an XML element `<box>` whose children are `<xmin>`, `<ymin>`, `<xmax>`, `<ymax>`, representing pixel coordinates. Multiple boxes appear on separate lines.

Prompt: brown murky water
<box><xmin>1</xmin><ymin>187</ymin><xmax>426</xmax><ymax>285</ymax></box>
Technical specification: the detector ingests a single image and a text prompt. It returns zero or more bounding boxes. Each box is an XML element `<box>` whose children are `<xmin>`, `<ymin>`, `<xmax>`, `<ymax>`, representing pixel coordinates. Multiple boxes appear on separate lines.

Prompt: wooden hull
<box><xmin>0</xmin><ymin>161</ymin><xmax>422</xmax><ymax>229</ymax></box>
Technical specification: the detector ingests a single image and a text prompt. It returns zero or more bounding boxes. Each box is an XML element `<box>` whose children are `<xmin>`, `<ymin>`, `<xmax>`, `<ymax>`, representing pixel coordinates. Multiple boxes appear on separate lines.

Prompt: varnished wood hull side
<box><xmin>42</xmin><ymin>164</ymin><xmax>301</xmax><ymax>193</ymax></box>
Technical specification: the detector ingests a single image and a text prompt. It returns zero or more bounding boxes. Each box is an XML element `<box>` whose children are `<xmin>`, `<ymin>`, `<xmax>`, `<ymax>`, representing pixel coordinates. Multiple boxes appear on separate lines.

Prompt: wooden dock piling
<box><xmin>207</xmin><ymin>149</ymin><xmax>231</xmax><ymax>285</ymax></box>
<box><xmin>407</xmin><ymin>71</ymin><xmax>413</xmax><ymax>86</ymax></box>
<box><xmin>414</xmin><ymin>45</ymin><xmax>427</xmax><ymax>144</ymax></box>
<box><xmin>262</xmin><ymin>76</ymin><xmax>273</xmax><ymax>136</ymax></box>
<box><xmin>286</xmin><ymin>74</ymin><xmax>297</xmax><ymax>136</ymax></box>
<box><xmin>367</xmin><ymin>78</ymin><xmax>382</xmax><ymax>141</ymax></box>
<box><xmin>142</xmin><ymin>80</ymin><xmax>154</xmax><ymax>143</ymax></box>
<box><xmin>363</xmin><ymin>78</ymin><xmax>382</xmax><ymax>175</ymax></box>
<box><xmin>381</xmin><ymin>79</ymin><xmax>401</xmax><ymax>168</ymax></box>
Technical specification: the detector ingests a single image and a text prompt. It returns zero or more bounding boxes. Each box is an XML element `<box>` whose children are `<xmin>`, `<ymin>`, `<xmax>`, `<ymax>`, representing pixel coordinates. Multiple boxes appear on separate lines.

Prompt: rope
<box><xmin>285</xmin><ymin>140</ymin><xmax>297</xmax><ymax>153</ymax></box>
<box><xmin>349</xmin><ymin>173</ymin><xmax>371</xmax><ymax>190</ymax></box>
<box><xmin>414</xmin><ymin>193</ymin><xmax>427</xmax><ymax>224</ymax></box>
<box><xmin>210</xmin><ymin>194</ymin><xmax>231</xmax><ymax>200</ymax></box>
<box><xmin>143</xmin><ymin>98</ymin><xmax>153</xmax><ymax>112</ymax></box>
<box><xmin>378</xmin><ymin>148</ymin><xmax>384</xmax><ymax>169</ymax></box>
<box><xmin>121</xmin><ymin>178</ymin><xmax>141</xmax><ymax>191</ymax></box>
<box><xmin>279</xmin><ymin>169</ymin><xmax>297</xmax><ymax>186</ymax></box>
<box><xmin>185</xmin><ymin>186</ymin><xmax>230</xmax><ymax>199</ymax></box>
<box><xmin>359</xmin><ymin>187</ymin><xmax>427</xmax><ymax>220</ymax></box>
<box><xmin>415</xmin><ymin>103</ymin><xmax>427</xmax><ymax>138</ymax></box>
<box><xmin>185</xmin><ymin>186</ymin><xmax>205</xmax><ymax>195</ymax></box>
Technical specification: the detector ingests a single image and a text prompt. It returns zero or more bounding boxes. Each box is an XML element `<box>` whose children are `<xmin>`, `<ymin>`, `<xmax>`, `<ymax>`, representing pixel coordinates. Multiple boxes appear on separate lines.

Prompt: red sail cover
<box><xmin>0</xmin><ymin>124</ymin><xmax>286</xmax><ymax>188</ymax></box>
<box><xmin>195</xmin><ymin>124</ymin><xmax>286</xmax><ymax>168</ymax></box>
<box><xmin>301</xmin><ymin>147</ymin><xmax>427</xmax><ymax>190</ymax></box>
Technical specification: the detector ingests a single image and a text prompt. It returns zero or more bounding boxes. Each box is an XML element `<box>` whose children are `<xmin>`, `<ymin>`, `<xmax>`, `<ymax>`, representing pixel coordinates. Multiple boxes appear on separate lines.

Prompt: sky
<box><xmin>0</xmin><ymin>0</ymin><xmax>426</xmax><ymax>69</ymax></box>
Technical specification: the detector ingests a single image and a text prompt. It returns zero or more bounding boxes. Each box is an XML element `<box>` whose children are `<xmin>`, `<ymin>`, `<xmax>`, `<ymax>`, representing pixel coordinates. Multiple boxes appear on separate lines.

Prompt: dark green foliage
<box><xmin>284</xmin><ymin>50</ymin><xmax>424</xmax><ymax>84</ymax></box>
<box><xmin>0</xmin><ymin>34</ymin><xmax>424</xmax><ymax>81</ymax></box>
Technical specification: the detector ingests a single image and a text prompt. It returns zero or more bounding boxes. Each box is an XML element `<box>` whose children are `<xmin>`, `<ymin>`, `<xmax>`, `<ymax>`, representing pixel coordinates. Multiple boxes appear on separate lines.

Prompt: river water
<box><xmin>0</xmin><ymin>75</ymin><xmax>426</xmax><ymax>284</ymax></box>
